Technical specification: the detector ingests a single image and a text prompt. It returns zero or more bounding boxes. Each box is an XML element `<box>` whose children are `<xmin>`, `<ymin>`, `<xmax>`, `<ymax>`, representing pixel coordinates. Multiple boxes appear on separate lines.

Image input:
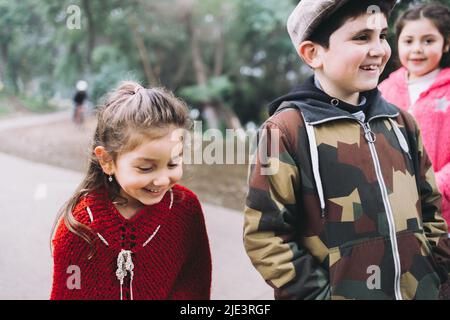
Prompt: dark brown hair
<box><xmin>50</xmin><ymin>81</ymin><xmax>190</xmax><ymax>259</ymax></box>
<box><xmin>308</xmin><ymin>0</ymin><xmax>393</xmax><ymax>48</ymax></box>
<box><xmin>395</xmin><ymin>2</ymin><xmax>450</xmax><ymax>68</ymax></box>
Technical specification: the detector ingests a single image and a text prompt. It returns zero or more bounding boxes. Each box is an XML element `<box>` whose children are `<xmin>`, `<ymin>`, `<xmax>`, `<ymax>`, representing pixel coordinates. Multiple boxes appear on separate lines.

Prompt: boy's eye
<box><xmin>354</xmin><ymin>34</ymin><xmax>369</xmax><ymax>41</ymax></box>
<box><xmin>168</xmin><ymin>163</ymin><xmax>180</xmax><ymax>169</ymax></box>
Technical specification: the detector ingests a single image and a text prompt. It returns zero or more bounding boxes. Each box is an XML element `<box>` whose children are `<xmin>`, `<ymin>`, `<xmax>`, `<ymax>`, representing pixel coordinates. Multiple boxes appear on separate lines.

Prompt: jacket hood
<box><xmin>268</xmin><ymin>76</ymin><xmax>398</xmax><ymax>122</ymax></box>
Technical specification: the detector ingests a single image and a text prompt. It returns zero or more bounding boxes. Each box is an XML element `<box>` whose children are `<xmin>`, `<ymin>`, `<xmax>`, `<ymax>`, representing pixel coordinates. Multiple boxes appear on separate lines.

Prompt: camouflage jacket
<box><xmin>244</xmin><ymin>81</ymin><xmax>450</xmax><ymax>300</ymax></box>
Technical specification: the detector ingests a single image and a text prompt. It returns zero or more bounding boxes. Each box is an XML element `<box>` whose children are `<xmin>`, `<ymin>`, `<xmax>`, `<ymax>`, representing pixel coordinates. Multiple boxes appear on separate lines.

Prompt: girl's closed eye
<box><xmin>169</xmin><ymin>156</ymin><xmax>183</xmax><ymax>168</ymax></box>
<box><xmin>137</xmin><ymin>166</ymin><xmax>154</xmax><ymax>172</ymax></box>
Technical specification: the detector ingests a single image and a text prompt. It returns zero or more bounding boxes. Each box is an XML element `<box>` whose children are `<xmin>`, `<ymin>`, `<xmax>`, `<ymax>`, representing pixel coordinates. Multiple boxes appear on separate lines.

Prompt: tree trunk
<box><xmin>186</xmin><ymin>12</ymin><xmax>208</xmax><ymax>86</ymax></box>
<box><xmin>218</xmin><ymin>103</ymin><xmax>243</xmax><ymax>130</ymax></box>
<box><xmin>213</xmin><ymin>16</ymin><xmax>225</xmax><ymax>77</ymax></box>
<box><xmin>172</xmin><ymin>51</ymin><xmax>190</xmax><ymax>89</ymax></box>
<box><xmin>184</xmin><ymin>6</ymin><xmax>242</xmax><ymax>130</ymax></box>
<box><xmin>128</xmin><ymin>17</ymin><xmax>158</xmax><ymax>86</ymax></box>
<box><xmin>0</xmin><ymin>42</ymin><xmax>8</xmax><ymax>85</ymax></box>
<box><xmin>81</xmin><ymin>0</ymin><xmax>95</xmax><ymax>71</ymax></box>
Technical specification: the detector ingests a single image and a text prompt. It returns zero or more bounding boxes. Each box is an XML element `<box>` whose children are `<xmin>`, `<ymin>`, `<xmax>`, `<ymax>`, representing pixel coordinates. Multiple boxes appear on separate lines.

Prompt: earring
<box><xmin>108</xmin><ymin>175</ymin><xmax>113</xmax><ymax>183</ymax></box>
<box><xmin>169</xmin><ymin>188</ymin><xmax>173</xmax><ymax>210</ymax></box>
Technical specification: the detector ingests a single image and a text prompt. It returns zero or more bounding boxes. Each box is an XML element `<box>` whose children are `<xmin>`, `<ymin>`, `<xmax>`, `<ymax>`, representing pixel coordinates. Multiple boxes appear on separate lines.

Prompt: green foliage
<box><xmin>180</xmin><ymin>76</ymin><xmax>234</xmax><ymax>104</ymax></box>
<box><xmin>2</xmin><ymin>0</ymin><xmax>450</xmax><ymax>122</ymax></box>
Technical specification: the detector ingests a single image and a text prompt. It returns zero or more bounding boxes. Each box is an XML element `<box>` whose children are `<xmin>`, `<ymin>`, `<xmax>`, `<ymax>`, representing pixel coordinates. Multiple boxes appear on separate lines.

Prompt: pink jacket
<box><xmin>379</xmin><ymin>67</ymin><xmax>450</xmax><ymax>229</ymax></box>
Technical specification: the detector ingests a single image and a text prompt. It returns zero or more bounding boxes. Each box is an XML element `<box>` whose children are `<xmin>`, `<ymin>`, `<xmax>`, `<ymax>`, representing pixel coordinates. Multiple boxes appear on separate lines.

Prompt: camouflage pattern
<box><xmin>244</xmin><ymin>98</ymin><xmax>450</xmax><ymax>300</ymax></box>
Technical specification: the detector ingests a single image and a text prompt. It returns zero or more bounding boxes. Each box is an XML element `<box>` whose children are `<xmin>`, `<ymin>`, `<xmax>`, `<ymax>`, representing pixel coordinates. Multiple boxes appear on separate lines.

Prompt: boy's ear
<box><xmin>94</xmin><ymin>146</ymin><xmax>114</xmax><ymax>175</ymax></box>
<box><xmin>298</xmin><ymin>41</ymin><xmax>323</xmax><ymax>69</ymax></box>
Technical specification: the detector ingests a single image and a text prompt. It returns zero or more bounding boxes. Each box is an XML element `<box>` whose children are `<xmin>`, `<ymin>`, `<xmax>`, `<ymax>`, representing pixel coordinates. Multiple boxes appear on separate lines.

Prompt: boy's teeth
<box><xmin>361</xmin><ymin>65</ymin><xmax>378</xmax><ymax>70</ymax></box>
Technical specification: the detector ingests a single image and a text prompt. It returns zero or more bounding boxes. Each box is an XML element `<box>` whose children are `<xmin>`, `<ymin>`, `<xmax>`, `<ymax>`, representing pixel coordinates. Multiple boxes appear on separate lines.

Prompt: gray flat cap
<box><xmin>287</xmin><ymin>0</ymin><xmax>397</xmax><ymax>52</ymax></box>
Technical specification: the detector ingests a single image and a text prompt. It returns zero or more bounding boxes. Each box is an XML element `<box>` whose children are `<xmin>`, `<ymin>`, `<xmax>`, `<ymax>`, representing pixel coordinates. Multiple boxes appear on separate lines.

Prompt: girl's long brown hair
<box><xmin>50</xmin><ymin>81</ymin><xmax>190</xmax><ymax>259</ymax></box>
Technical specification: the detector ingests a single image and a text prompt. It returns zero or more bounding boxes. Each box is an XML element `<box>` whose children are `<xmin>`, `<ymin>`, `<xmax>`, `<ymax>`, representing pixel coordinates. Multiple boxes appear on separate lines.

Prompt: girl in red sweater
<box><xmin>50</xmin><ymin>81</ymin><xmax>212</xmax><ymax>300</ymax></box>
<box><xmin>379</xmin><ymin>3</ymin><xmax>450</xmax><ymax>230</ymax></box>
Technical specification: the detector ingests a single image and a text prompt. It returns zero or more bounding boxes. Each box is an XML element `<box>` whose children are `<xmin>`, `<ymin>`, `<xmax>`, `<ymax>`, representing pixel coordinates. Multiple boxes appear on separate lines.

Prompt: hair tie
<box><xmin>134</xmin><ymin>86</ymin><xmax>144</xmax><ymax>95</ymax></box>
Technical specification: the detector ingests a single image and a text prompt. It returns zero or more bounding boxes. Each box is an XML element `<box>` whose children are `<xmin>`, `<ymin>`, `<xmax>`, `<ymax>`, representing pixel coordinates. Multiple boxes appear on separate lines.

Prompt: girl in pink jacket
<box><xmin>379</xmin><ymin>3</ymin><xmax>450</xmax><ymax>230</ymax></box>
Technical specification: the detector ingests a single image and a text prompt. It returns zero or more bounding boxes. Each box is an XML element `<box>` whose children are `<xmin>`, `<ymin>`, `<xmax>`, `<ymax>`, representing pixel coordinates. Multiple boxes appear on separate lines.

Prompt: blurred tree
<box><xmin>0</xmin><ymin>0</ymin><xmax>46</xmax><ymax>93</ymax></box>
<box><xmin>2</xmin><ymin>0</ymin><xmax>449</xmax><ymax>125</ymax></box>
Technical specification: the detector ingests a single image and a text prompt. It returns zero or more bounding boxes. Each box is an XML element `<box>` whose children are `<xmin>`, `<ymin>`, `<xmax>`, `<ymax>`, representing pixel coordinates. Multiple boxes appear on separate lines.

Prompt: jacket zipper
<box><xmin>360</xmin><ymin>121</ymin><xmax>403</xmax><ymax>300</ymax></box>
<box><xmin>307</xmin><ymin>113</ymin><xmax>404</xmax><ymax>299</ymax></box>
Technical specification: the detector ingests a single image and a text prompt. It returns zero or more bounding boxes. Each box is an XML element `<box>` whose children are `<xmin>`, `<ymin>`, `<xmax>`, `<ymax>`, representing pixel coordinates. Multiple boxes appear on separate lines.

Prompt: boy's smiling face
<box><xmin>307</xmin><ymin>12</ymin><xmax>391</xmax><ymax>104</ymax></box>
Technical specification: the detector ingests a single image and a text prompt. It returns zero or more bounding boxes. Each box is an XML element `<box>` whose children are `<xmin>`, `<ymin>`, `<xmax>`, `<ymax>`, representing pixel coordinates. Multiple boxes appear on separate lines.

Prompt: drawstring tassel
<box><xmin>116</xmin><ymin>249</ymin><xmax>134</xmax><ymax>300</ymax></box>
<box><xmin>169</xmin><ymin>188</ymin><xmax>174</xmax><ymax>209</ymax></box>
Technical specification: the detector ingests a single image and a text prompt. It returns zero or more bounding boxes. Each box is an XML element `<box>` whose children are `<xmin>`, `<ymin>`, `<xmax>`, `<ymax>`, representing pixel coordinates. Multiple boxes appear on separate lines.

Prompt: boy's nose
<box><xmin>369</xmin><ymin>40</ymin><xmax>387</xmax><ymax>57</ymax></box>
<box><xmin>369</xmin><ymin>46</ymin><xmax>385</xmax><ymax>57</ymax></box>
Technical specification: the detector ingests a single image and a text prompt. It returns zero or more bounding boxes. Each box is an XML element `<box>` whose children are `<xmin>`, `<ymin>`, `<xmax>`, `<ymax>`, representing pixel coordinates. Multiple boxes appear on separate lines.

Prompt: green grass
<box><xmin>0</xmin><ymin>91</ymin><xmax>13</xmax><ymax>118</ymax></box>
<box><xmin>0</xmin><ymin>91</ymin><xmax>57</xmax><ymax>118</ymax></box>
<box><xmin>16</xmin><ymin>94</ymin><xmax>57</xmax><ymax>113</ymax></box>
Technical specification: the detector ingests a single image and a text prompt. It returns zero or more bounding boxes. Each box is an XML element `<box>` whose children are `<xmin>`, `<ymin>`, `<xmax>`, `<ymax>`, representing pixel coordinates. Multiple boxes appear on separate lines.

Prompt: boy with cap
<box><xmin>243</xmin><ymin>0</ymin><xmax>450</xmax><ymax>300</ymax></box>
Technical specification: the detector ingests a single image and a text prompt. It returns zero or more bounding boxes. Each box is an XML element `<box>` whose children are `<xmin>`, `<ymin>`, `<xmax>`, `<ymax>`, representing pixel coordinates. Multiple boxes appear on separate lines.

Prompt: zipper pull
<box><xmin>363</xmin><ymin>123</ymin><xmax>376</xmax><ymax>143</ymax></box>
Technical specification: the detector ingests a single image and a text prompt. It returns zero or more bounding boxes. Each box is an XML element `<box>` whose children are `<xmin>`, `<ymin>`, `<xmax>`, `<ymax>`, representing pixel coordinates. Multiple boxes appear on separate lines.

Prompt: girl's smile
<box><xmin>96</xmin><ymin>126</ymin><xmax>185</xmax><ymax>218</ymax></box>
<box><xmin>398</xmin><ymin>18</ymin><xmax>449</xmax><ymax>80</ymax></box>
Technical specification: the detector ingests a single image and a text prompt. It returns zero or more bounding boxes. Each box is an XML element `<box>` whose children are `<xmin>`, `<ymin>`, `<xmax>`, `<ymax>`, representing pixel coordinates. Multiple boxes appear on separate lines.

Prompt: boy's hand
<box><xmin>439</xmin><ymin>279</ymin><xmax>450</xmax><ymax>300</ymax></box>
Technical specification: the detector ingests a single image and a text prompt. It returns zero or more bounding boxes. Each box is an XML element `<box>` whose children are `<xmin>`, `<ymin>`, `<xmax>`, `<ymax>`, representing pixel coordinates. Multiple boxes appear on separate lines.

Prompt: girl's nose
<box><xmin>412</xmin><ymin>44</ymin><xmax>424</xmax><ymax>54</ymax></box>
<box><xmin>153</xmin><ymin>175</ymin><xmax>171</xmax><ymax>187</ymax></box>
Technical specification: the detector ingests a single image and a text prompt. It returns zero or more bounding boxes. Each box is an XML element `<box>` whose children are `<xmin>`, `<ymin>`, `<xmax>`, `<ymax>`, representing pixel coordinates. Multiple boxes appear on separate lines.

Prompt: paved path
<box><xmin>0</xmin><ymin>153</ymin><xmax>272</xmax><ymax>300</ymax></box>
<box><xmin>0</xmin><ymin>111</ymin><xmax>72</xmax><ymax>132</ymax></box>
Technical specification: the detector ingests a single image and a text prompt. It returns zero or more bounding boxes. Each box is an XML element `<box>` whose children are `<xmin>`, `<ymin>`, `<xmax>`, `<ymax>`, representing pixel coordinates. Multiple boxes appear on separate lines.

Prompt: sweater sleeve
<box><xmin>243</xmin><ymin>120</ymin><xmax>330</xmax><ymax>300</ymax></box>
<box><xmin>169</xmin><ymin>195</ymin><xmax>212</xmax><ymax>300</ymax></box>
<box><xmin>50</xmin><ymin>217</ymin><xmax>91</xmax><ymax>300</ymax></box>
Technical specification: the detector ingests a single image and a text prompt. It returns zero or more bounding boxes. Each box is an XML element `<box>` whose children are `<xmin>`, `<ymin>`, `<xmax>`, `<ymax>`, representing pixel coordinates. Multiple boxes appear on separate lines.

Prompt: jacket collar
<box><xmin>276</xmin><ymin>76</ymin><xmax>399</xmax><ymax>124</ymax></box>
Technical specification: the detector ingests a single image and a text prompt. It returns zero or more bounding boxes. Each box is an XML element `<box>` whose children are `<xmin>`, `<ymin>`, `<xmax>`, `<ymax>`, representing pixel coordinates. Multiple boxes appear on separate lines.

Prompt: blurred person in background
<box><xmin>73</xmin><ymin>80</ymin><xmax>88</xmax><ymax>126</ymax></box>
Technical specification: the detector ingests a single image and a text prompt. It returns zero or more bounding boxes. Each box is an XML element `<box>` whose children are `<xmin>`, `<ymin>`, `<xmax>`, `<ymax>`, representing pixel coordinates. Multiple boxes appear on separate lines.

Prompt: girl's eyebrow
<box><xmin>136</xmin><ymin>152</ymin><xmax>183</xmax><ymax>163</ymax></box>
<box><xmin>135</xmin><ymin>157</ymin><xmax>157</xmax><ymax>162</ymax></box>
<box><xmin>401</xmin><ymin>33</ymin><xmax>439</xmax><ymax>38</ymax></box>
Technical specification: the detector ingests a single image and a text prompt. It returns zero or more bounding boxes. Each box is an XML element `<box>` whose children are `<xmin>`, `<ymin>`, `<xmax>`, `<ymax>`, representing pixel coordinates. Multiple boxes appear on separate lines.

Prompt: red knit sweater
<box><xmin>50</xmin><ymin>184</ymin><xmax>212</xmax><ymax>300</ymax></box>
